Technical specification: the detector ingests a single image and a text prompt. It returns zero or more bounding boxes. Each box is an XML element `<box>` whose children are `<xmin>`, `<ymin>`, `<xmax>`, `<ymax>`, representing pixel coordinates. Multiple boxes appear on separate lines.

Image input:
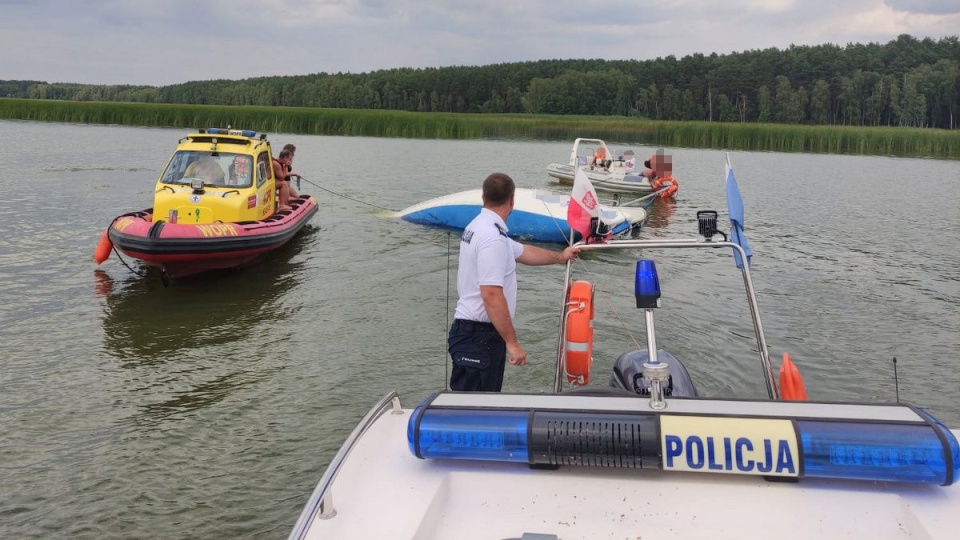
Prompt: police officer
<box><xmin>448</xmin><ymin>173</ymin><xmax>580</xmax><ymax>392</ymax></box>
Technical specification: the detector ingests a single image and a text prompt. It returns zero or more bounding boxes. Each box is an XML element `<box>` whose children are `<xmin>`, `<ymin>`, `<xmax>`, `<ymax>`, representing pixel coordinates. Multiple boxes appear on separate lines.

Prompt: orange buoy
<box><xmin>94</xmin><ymin>229</ymin><xmax>113</xmax><ymax>264</ymax></box>
<box><xmin>564</xmin><ymin>280</ymin><xmax>595</xmax><ymax>386</ymax></box>
<box><xmin>652</xmin><ymin>176</ymin><xmax>679</xmax><ymax>199</ymax></box>
<box><xmin>779</xmin><ymin>352</ymin><xmax>808</xmax><ymax>401</ymax></box>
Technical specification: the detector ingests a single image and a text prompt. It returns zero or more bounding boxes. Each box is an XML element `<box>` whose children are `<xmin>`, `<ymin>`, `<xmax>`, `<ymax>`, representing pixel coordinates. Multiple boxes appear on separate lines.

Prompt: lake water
<box><xmin>1</xmin><ymin>120</ymin><xmax>958</xmax><ymax>538</ymax></box>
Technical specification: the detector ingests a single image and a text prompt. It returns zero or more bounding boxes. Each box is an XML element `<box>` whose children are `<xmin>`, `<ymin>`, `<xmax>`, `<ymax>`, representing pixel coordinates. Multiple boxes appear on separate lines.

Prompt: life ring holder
<box><xmin>563</xmin><ymin>280</ymin><xmax>595</xmax><ymax>386</ymax></box>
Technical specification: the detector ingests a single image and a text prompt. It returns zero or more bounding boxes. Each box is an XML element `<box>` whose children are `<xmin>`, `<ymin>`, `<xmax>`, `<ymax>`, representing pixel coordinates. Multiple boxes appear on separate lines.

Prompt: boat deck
<box><xmin>299</xmin><ymin>404</ymin><xmax>960</xmax><ymax>540</ymax></box>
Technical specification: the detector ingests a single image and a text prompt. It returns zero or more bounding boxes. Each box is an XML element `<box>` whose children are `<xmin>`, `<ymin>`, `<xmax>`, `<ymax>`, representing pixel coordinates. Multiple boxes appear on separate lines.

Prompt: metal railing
<box><xmin>288</xmin><ymin>391</ymin><xmax>403</xmax><ymax>540</ymax></box>
<box><xmin>553</xmin><ymin>238</ymin><xmax>778</xmax><ymax>400</ymax></box>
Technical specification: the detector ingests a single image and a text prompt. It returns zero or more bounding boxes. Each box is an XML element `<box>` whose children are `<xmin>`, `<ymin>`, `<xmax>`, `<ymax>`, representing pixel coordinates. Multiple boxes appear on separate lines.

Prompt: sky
<box><xmin>1</xmin><ymin>0</ymin><xmax>958</xmax><ymax>87</ymax></box>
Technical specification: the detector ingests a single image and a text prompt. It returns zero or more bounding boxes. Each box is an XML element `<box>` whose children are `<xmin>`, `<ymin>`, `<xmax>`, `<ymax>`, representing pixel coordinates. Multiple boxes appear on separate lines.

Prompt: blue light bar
<box><xmin>798</xmin><ymin>419</ymin><xmax>957</xmax><ymax>484</ymax></box>
<box><xmin>407</xmin><ymin>393</ymin><xmax>959</xmax><ymax>485</ymax></box>
<box><xmin>635</xmin><ymin>259</ymin><xmax>660</xmax><ymax>308</ymax></box>
<box><xmin>408</xmin><ymin>405</ymin><xmax>529</xmax><ymax>463</ymax></box>
<box><xmin>203</xmin><ymin>128</ymin><xmax>257</xmax><ymax>137</ymax></box>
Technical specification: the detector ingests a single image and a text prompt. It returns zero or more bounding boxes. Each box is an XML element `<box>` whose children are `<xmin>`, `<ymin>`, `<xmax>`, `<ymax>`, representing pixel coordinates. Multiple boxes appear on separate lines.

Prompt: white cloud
<box><xmin>0</xmin><ymin>0</ymin><xmax>956</xmax><ymax>86</ymax></box>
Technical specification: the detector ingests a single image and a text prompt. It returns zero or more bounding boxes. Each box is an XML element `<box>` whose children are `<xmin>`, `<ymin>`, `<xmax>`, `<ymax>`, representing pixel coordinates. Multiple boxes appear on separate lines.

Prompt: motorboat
<box><xmin>547</xmin><ymin>138</ymin><xmax>668</xmax><ymax>195</ymax></box>
<box><xmin>289</xmin><ymin>162</ymin><xmax>960</xmax><ymax>539</ymax></box>
<box><xmin>94</xmin><ymin>128</ymin><xmax>318</xmax><ymax>279</ymax></box>
<box><xmin>395</xmin><ymin>188</ymin><xmax>647</xmax><ymax>244</ymax></box>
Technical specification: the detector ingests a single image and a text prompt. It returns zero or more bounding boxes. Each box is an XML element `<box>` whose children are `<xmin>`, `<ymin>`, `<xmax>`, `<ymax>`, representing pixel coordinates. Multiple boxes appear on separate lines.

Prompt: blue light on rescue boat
<box><xmin>408</xmin><ymin>393</ymin><xmax>959</xmax><ymax>485</ymax></box>
<box><xmin>635</xmin><ymin>259</ymin><xmax>661</xmax><ymax>308</ymax></box>
<box><xmin>204</xmin><ymin>128</ymin><xmax>257</xmax><ymax>137</ymax></box>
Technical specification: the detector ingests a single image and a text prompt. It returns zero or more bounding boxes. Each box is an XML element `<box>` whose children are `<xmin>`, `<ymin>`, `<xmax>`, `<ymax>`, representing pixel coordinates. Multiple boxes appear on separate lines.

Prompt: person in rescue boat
<box><xmin>271</xmin><ymin>149</ymin><xmax>299</xmax><ymax>211</ymax></box>
<box><xmin>281</xmin><ymin>143</ymin><xmax>302</xmax><ymax>192</ymax></box>
<box><xmin>184</xmin><ymin>156</ymin><xmax>225</xmax><ymax>184</ymax></box>
<box><xmin>228</xmin><ymin>155</ymin><xmax>252</xmax><ymax>186</ymax></box>
<box><xmin>448</xmin><ymin>173</ymin><xmax>580</xmax><ymax>392</ymax></box>
<box><xmin>282</xmin><ymin>144</ymin><xmax>297</xmax><ymax>169</ymax></box>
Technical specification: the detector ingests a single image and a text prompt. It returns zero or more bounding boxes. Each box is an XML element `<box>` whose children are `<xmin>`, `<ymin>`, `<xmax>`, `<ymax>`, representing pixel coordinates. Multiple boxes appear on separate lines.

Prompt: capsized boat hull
<box><xmin>107</xmin><ymin>195</ymin><xmax>318</xmax><ymax>278</ymax></box>
<box><xmin>395</xmin><ymin>188</ymin><xmax>646</xmax><ymax>244</ymax></box>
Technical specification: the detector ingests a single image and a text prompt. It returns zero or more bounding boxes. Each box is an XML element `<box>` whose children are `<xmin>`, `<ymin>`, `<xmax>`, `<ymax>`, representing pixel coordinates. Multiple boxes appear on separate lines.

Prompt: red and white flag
<box><xmin>567</xmin><ymin>167</ymin><xmax>600</xmax><ymax>240</ymax></box>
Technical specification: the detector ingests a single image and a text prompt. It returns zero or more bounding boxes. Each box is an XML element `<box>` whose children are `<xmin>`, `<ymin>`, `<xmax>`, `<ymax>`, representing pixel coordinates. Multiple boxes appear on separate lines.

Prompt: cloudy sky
<box><xmin>1</xmin><ymin>0</ymin><xmax>958</xmax><ymax>87</ymax></box>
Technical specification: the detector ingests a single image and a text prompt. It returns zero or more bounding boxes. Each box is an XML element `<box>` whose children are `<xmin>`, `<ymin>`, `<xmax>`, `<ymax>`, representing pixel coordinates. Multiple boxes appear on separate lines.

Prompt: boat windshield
<box><xmin>160</xmin><ymin>151</ymin><xmax>255</xmax><ymax>189</ymax></box>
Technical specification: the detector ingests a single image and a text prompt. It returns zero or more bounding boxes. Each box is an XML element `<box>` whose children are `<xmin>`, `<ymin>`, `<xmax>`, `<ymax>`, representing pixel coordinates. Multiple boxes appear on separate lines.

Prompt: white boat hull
<box><xmin>395</xmin><ymin>188</ymin><xmax>646</xmax><ymax>244</ymax></box>
<box><xmin>546</xmin><ymin>163</ymin><xmax>654</xmax><ymax>193</ymax></box>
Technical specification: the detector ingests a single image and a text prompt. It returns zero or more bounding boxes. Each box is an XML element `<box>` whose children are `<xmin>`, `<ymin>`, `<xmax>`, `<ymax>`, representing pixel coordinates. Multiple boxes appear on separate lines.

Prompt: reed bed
<box><xmin>1</xmin><ymin>98</ymin><xmax>955</xmax><ymax>159</ymax></box>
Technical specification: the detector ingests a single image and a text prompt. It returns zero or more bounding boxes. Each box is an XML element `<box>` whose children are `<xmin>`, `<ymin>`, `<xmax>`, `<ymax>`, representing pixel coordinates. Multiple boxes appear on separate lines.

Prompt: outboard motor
<box><xmin>610</xmin><ymin>349</ymin><xmax>699</xmax><ymax>397</ymax></box>
<box><xmin>608</xmin><ymin>259</ymin><xmax>700</xmax><ymax>401</ymax></box>
<box><xmin>587</xmin><ymin>216</ymin><xmax>610</xmax><ymax>243</ymax></box>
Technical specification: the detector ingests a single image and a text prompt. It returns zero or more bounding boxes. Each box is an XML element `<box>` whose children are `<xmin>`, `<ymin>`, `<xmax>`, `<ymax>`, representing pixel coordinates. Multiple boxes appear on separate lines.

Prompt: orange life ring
<box><xmin>564</xmin><ymin>280</ymin><xmax>595</xmax><ymax>386</ymax></box>
<box><xmin>661</xmin><ymin>177</ymin><xmax>678</xmax><ymax>198</ymax></box>
<box><xmin>779</xmin><ymin>352</ymin><xmax>808</xmax><ymax>401</ymax></box>
<box><xmin>651</xmin><ymin>176</ymin><xmax>679</xmax><ymax>198</ymax></box>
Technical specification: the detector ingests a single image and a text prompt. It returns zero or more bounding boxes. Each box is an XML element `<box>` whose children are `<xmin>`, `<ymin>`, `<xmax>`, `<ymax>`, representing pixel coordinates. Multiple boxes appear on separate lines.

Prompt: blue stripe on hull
<box><xmin>402</xmin><ymin>205</ymin><xmax>578</xmax><ymax>244</ymax></box>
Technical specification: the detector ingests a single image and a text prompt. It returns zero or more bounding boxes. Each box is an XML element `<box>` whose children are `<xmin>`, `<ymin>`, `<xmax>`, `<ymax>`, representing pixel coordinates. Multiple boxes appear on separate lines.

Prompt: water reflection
<box><xmin>98</xmin><ymin>228</ymin><xmax>317</xmax><ymax>427</ymax></box>
<box><xmin>98</xmin><ymin>227</ymin><xmax>316</xmax><ymax>365</ymax></box>
<box><xmin>133</xmin><ymin>365</ymin><xmax>284</xmax><ymax>426</ymax></box>
<box><xmin>644</xmin><ymin>199</ymin><xmax>677</xmax><ymax>229</ymax></box>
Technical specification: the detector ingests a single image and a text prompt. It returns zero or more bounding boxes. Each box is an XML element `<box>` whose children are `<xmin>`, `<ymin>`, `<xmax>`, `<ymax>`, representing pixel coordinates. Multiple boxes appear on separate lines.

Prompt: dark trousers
<box><xmin>448</xmin><ymin>319</ymin><xmax>507</xmax><ymax>392</ymax></box>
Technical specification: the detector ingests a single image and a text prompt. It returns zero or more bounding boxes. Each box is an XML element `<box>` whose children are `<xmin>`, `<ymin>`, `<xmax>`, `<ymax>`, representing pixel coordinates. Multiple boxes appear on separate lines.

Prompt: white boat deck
<box><xmin>300</xmin><ymin>404</ymin><xmax>960</xmax><ymax>540</ymax></box>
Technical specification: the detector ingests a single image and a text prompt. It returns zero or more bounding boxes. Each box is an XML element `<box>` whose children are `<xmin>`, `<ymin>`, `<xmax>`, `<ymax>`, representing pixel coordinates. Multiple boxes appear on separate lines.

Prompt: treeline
<box><xmin>5</xmin><ymin>100</ymin><xmax>955</xmax><ymax>159</ymax></box>
<box><xmin>2</xmin><ymin>34</ymin><xmax>958</xmax><ymax>129</ymax></box>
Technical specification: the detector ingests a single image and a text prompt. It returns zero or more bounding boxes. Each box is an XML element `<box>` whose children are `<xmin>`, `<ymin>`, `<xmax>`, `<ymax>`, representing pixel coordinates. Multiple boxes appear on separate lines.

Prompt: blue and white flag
<box><xmin>725</xmin><ymin>155</ymin><xmax>752</xmax><ymax>269</ymax></box>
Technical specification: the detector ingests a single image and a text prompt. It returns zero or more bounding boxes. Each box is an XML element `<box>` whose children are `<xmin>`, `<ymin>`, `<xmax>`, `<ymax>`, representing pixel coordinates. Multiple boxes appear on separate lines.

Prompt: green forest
<box><xmin>2</xmin><ymin>34</ymin><xmax>957</xmax><ymax>130</ymax></box>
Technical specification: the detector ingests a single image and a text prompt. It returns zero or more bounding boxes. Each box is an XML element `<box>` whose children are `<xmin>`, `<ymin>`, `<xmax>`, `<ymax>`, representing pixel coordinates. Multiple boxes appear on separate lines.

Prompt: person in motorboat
<box><xmin>448</xmin><ymin>172</ymin><xmax>580</xmax><ymax>393</ymax></box>
<box><xmin>590</xmin><ymin>146</ymin><xmax>611</xmax><ymax>171</ymax></box>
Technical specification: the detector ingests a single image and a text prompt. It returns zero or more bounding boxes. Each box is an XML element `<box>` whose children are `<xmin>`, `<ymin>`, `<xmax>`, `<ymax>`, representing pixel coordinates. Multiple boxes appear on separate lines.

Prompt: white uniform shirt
<box><xmin>454</xmin><ymin>208</ymin><xmax>524</xmax><ymax>322</ymax></box>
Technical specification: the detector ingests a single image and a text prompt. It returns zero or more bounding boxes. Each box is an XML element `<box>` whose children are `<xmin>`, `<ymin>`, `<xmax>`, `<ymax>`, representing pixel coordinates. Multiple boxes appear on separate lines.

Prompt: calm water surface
<box><xmin>1</xmin><ymin>121</ymin><xmax>958</xmax><ymax>538</ymax></box>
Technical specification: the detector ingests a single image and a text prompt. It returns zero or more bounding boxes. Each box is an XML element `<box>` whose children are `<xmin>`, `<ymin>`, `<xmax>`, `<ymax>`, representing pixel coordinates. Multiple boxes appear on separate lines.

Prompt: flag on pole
<box><xmin>567</xmin><ymin>167</ymin><xmax>601</xmax><ymax>241</ymax></box>
<box><xmin>725</xmin><ymin>155</ymin><xmax>752</xmax><ymax>269</ymax></box>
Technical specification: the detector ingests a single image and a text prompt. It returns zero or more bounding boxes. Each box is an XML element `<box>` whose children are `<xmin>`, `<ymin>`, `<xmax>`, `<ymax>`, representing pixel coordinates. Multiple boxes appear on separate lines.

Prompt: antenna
<box><xmin>892</xmin><ymin>357</ymin><xmax>900</xmax><ymax>403</ymax></box>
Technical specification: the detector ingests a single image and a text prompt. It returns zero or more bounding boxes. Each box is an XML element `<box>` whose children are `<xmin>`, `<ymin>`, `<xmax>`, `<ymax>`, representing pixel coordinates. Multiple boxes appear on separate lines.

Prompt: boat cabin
<box><xmin>153</xmin><ymin>128</ymin><xmax>279</xmax><ymax>224</ymax></box>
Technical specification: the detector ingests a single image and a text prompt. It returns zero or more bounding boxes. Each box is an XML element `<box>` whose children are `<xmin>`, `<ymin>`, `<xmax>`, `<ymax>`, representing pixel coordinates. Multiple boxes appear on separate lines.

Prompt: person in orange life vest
<box><xmin>228</xmin><ymin>155</ymin><xmax>252</xmax><ymax>186</ymax></box>
<box><xmin>272</xmin><ymin>149</ymin><xmax>299</xmax><ymax>211</ymax></box>
<box><xmin>590</xmin><ymin>147</ymin><xmax>611</xmax><ymax>171</ymax></box>
<box><xmin>641</xmin><ymin>149</ymin><xmax>672</xmax><ymax>183</ymax></box>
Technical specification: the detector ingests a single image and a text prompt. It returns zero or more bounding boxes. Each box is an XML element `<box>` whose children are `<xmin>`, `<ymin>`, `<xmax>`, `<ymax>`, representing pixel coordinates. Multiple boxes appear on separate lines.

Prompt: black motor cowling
<box><xmin>610</xmin><ymin>349</ymin><xmax>699</xmax><ymax>397</ymax></box>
